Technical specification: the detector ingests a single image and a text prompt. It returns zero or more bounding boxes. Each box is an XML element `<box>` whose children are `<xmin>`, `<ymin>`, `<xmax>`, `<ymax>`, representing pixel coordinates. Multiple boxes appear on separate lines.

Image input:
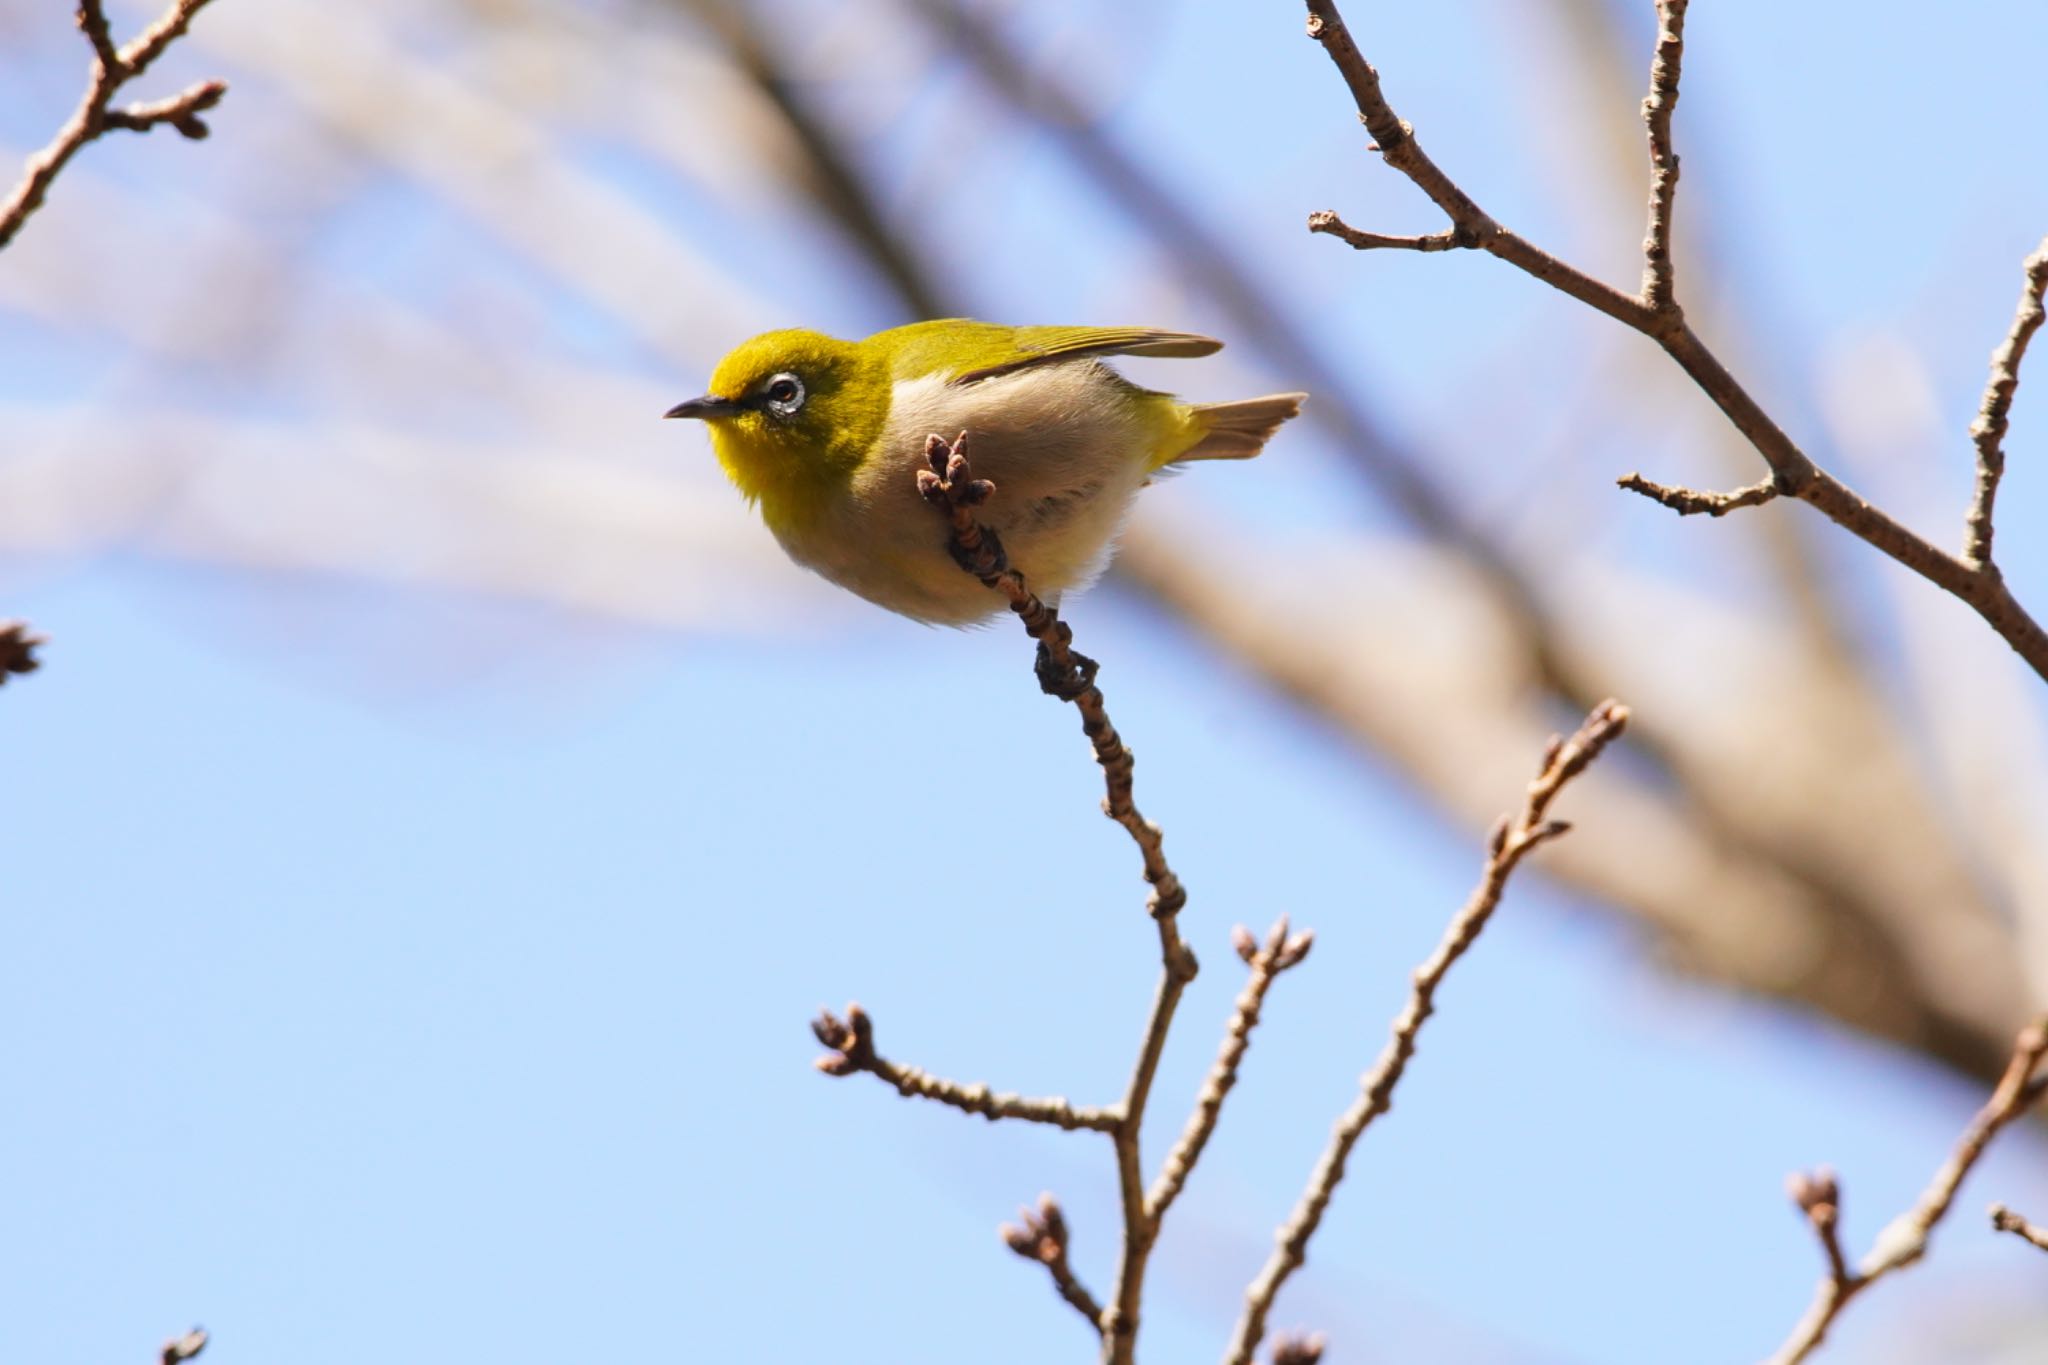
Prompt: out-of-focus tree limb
<box><xmin>1116</xmin><ymin>517</ymin><xmax>2029</xmax><ymax>1079</ymax></box>
<box><xmin>677</xmin><ymin>0</ymin><xmax>949</xmax><ymax>321</ymax></box>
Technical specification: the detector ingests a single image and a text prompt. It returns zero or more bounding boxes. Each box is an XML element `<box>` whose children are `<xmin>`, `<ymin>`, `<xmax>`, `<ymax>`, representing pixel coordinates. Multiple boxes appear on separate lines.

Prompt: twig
<box><xmin>1616</xmin><ymin>472</ymin><xmax>1781</xmax><ymax>518</ymax></box>
<box><xmin>1964</xmin><ymin>238</ymin><xmax>2048</xmax><ymax>568</ymax></box>
<box><xmin>1298</xmin><ymin>0</ymin><xmax>2048</xmax><ymax>684</ymax></box>
<box><xmin>0</xmin><ymin>0</ymin><xmax>228</xmax><ymax>251</ymax></box>
<box><xmin>1306</xmin><ymin>211</ymin><xmax>1464</xmax><ymax>253</ymax></box>
<box><xmin>160</xmin><ymin>1327</ymin><xmax>207</xmax><ymax>1364</ymax></box>
<box><xmin>811</xmin><ymin>1003</ymin><xmax>1118</xmax><ymax>1133</ymax></box>
<box><xmin>1764</xmin><ymin>1018</ymin><xmax>2048</xmax><ymax>1365</ymax></box>
<box><xmin>1639</xmin><ymin>0</ymin><xmax>1688</xmax><ymax>314</ymax></box>
<box><xmin>917</xmin><ymin>432</ymin><xmax>1198</xmax><ymax>1365</ymax></box>
<box><xmin>1000</xmin><ymin>1194</ymin><xmax>1106</xmax><ymax>1333</ymax></box>
<box><xmin>1147</xmin><ymin>918</ymin><xmax>1315</xmax><ymax>1226</ymax></box>
<box><xmin>0</xmin><ymin>621</ymin><xmax>43</xmax><ymax>685</ymax></box>
<box><xmin>1223</xmin><ymin>701</ymin><xmax>1631</xmax><ymax>1365</ymax></box>
<box><xmin>1989</xmin><ymin>1203</ymin><xmax>2048</xmax><ymax>1254</ymax></box>
<box><xmin>1786</xmin><ymin>1168</ymin><xmax>1852</xmax><ymax>1292</ymax></box>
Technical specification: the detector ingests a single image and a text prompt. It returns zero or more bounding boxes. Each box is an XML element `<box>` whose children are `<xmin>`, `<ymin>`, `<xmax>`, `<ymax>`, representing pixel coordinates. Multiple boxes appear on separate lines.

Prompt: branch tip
<box><xmin>1967</xmin><ymin>238</ymin><xmax>2048</xmax><ymax>567</ymax></box>
<box><xmin>161</xmin><ymin>1328</ymin><xmax>208</xmax><ymax>1365</ymax></box>
<box><xmin>1223</xmin><ymin>701</ymin><xmax>1627</xmax><ymax>1364</ymax></box>
<box><xmin>1000</xmin><ymin>1193</ymin><xmax>1105</xmax><ymax>1333</ymax></box>
<box><xmin>1308</xmin><ymin>208</ymin><xmax>1465</xmax><ymax>253</ymax></box>
<box><xmin>1990</xmin><ymin>1203</ymin><xmax>2048</xmax><ymax>1254</ymax></box>
<box><xmin>1617</xmin><ymin>471</ymin><xmax>1781</xmax><ymax>518</ymax></box>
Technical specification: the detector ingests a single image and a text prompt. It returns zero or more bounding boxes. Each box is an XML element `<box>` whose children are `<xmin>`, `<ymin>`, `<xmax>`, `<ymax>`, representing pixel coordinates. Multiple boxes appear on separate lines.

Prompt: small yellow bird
<box><xmin>666</xmin><ymin>320</ymin><xmax>1306</xmax><ymax>625</ymax></box>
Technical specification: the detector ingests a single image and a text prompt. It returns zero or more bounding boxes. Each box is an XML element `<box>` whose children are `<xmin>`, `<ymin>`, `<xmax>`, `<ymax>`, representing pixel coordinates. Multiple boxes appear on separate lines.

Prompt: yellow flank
<box><xmin>666</xmin><ymin>319</ymin><xmax>1306</xmax><ymax>624</ymax></box>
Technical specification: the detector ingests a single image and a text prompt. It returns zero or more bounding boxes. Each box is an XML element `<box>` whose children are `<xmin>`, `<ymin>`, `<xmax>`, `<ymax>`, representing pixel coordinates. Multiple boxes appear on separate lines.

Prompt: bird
<box><xmin>665</xmin><ymin>320</ymin><xmax>1306</xmax><ymax>625</ymax></box>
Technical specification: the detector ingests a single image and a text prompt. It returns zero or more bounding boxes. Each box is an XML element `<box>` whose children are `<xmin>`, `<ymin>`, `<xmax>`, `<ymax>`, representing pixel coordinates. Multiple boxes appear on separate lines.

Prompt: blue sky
<box><xmin>4</xmin><ymin>1</ymin><xmax>2048</xmax><ymax>1362</ymax></box>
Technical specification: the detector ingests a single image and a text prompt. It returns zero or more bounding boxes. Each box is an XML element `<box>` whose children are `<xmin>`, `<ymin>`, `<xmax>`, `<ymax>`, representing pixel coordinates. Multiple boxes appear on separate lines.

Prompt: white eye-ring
<box><xmin>762</xmin><ymin>372</ymin><xmax>805</xmax><ymax>418</ymax></box>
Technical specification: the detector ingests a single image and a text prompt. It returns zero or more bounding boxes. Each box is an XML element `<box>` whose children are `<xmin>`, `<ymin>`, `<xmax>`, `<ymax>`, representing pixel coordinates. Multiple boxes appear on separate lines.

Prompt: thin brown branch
<box><xmin>1617</xmin><ymin>472</ymin><xmax>1781</xmax><ymax>518</ymax></box>
<box><xmin>1307</xmin><ymin>210</ymin><xmax>1464</xmax><ymax>253</ymax></box>
<box><xmin>0</xmin><ymin>0</ymin><xmax>226</xmax><ymax>251</ymax></box>
<box><xmin>1222</xmin><ymin>701</ymin><xmax>1631</xmax><ymax>1365</ymax></box>
<box><xmin>101</xmin><ymin>79</ymin><xmax>227</xmax><ymax>139</ymax></box>
<box><xmin>916</xmin><ymin>432</ymin><xmax>1198</xmax><ymax>1365</ymax></box>
<box><xmin>1990</xmin><ymin>1203</ymin><xmax>2048</xmax><ymax>1254</ymax></box>
<box><xmin>1299</xmin><ymin>0</ymin><xmax>2048</xmax><ymax>684</ymax></box>
<box><xmin>160</xmin><ymin>1327</ymin><xmax>207</xmax><ymax>1364</ymax></box>
<box><xmin>1787</xmin><ymin>1168</ymin><xmax>1853</xmax><ymax>1291</ymax></box>
<box><xmin>0</xmin><ymin>621</ymin><xmax>43</xmax><ymax>685</ymax></box>
<box><xmin>1765</xmin><ymin>1018</ymin><xmax>2048</xmax><ymax>1365</ymax></box>
<box><xmin>1146</xmin><ymin>918</ymin><xmax>1314</xmax><ymax>1227</ymax></box>
<box><xmin>1001</xmin><ymin>1194</ymin><xmax>1106</xmax><ymax>1333</ymax></box>
<box><xmin>811</xmin><ymin>1004</ymin><xmax>1118</xmax><ymax>1133</ymax></box>
<box><xmin>1639</xmin><ymin>0</ymin><xmax>1689</xmax><ymax>314</ymax></box>
<box><xmin>1964</xmin><ymin>237</ymin><xmax>2048</xmax><ymax>568</ymax></box>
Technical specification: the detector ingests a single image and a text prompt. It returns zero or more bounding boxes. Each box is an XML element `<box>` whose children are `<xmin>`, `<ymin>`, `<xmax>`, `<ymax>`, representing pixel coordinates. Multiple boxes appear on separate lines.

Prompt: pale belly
<box><xmin>772</xmin><ymin>365</ymin><xmax>1162</xmax><ymax>625</ymax></box>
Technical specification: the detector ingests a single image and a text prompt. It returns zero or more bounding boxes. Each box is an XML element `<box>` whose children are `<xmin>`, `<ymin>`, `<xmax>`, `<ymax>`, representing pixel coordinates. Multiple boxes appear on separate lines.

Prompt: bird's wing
<box><xmin>880</xmin><ymin>321</ymin><xmax>1223</xmax><ymax>386</ymax></box>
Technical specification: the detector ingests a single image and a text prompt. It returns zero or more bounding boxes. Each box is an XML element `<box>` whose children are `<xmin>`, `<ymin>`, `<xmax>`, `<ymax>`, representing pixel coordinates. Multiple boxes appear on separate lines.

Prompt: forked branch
<box><xmin>1765</xmin><ymin>1019</ymin><xmax>2048</xmax><ymax>1364</ymax></box>
<box><xmin>1</xmin><ymin>0</ymin><xmax>228</xmax><ymax>250</ymax></box>
<box><xmin>918</xmin><ymin>432</ymin><xmax>1199</xmax><ymax>1364</ymax></box>
<box><xmin>1222</xmin><ymin>701</ymin><xmax>1630</xmax><ymax>1365</ymax></box>
<box><xmin>1299</xmin><ymin>0</ymin><xmax>2048</xmax><ymax>682</ymax></box>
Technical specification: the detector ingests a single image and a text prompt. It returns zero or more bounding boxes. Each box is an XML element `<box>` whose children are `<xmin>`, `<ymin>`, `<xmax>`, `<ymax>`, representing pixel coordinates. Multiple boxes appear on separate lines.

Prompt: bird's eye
<box><xmin>762</xmin><ymin>373</ymin><xmax>805</xmax><ymax>415</ymax></box>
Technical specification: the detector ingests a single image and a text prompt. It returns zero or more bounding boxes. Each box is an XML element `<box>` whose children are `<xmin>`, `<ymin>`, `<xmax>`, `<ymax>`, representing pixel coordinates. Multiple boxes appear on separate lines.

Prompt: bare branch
<box><xmin>119</xmin><ymin>0</ymin><xmax>219</xmax><ymax>75</ymax></box>
<box><xmin>1298</xmin><ymin>0</ymin><xmax>2048</xmax><ymax>684</ymax></box>
<box><xmin>1765</xmin><ymin>1017</ymin><xmax>2048</xmax><ymax>1365</ymax></box>
<box><xmin>1617</xmin><ymin>472</ymin><xmax>1782</xmax><ymax>518</ymax></box>
<box><xmin>1146</xmin><ymin>918</ymin><xmax>1314</xmax><ymax>1227</ymax></box>
<box><xmin>1787</xmin><ymin>1168</ymin><xmax>1853</xmax><ymax>1292</ymax></box>
<box><xmin>1964</xmin><ymin>237</ymin><xmax>2048</xmax><ymax>568</ymax></box>
<box><xmin>916</xmin><ymin>432</ymin><xmax>1198</xmax><ymax>1365</ymax></box>
<box><xmin>1639</xmin><ymin>0</ymin><xmax>1690</xmax><ymax>314</ymax></box>
<box><xmin>160</xmin><ymin>1327</ymin><xmax>207</xmax><ymax>1364</ymax></box>
<box><xmin>1000</xmin><ymin>1194</ymin><xmax>1106</xmax><ymax>1333</ymax></box>
<box><xmin>0</xmin><ymin>0</ymin><xmax>228</xmax><ymax>251</ymax></box>
<box><xmin>1223</xmin><ymin>702</ymin><xmax>1631</xmax><ymax>1365</ymax></box>
<box><xmin>79</xmin><ymin>0</ymin><xmax>122</xmax><ymax>75</ymax></box>
<box><xmin>810</xmin><ymin>1004</ymin><xmax>1118</xmax><ymax>1133</ymax></box>
<box><xmin>1990</xmin><ymin>1203</ymin><xmax>2048</xmax><ymax>1255</ymax></box>
<box><xmin>1306</xmin><ymin>210</ymin><xmax>1464</xmax><ymax>253</ymax></box>
<box><xmin>101</xmin><ymin>79</ymin><xmax>227</xmax><ymax>139</ymax></box>
<box><xmin>1300</xmin><ymin>2</ymin><xmax>1652</xmax><ymax>329</ymax></box>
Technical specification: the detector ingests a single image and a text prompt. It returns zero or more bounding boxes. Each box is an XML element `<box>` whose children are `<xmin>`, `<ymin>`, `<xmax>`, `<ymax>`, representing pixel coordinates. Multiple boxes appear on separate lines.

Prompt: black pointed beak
<box><xmin>664</xmin><ymin>394</ymin><xmax>743</xmax><ymax>421</ymax></box>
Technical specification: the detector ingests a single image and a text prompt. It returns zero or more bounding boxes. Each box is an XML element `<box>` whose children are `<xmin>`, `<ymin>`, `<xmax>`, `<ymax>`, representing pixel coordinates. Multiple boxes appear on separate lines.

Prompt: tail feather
<box><xmin>1173</xmin><ymin>392</ymin><xmax>1308</xmax><ymax>463</ymax></box>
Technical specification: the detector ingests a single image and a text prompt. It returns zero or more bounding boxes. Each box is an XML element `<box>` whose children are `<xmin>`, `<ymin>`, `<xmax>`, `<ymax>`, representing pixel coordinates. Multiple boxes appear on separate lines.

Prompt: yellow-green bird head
<box><xmin>667</xmin><ymin>319</ymin><xmax>1305</xmax><ymax>625</ymax></box>
<box><xmin>663</xmin><ymin>328</ymin><xmax>890</xmax><ymax>521</ymax></box>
